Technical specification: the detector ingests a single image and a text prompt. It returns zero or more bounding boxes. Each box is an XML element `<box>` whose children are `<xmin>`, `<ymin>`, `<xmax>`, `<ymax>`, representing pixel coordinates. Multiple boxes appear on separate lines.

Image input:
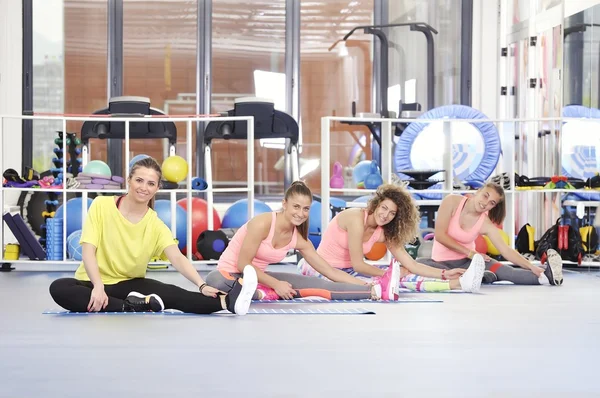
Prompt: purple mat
<box><xmin>80</xmin><ymin>184</ymin><xmax>104</xmax><ymax>189</ymax></box>
<box><xmin>79</xmin><ymin>172</ymin><xmax>111</xmax><ymax>180</ymax></box>
<box><xmin>91</xmin><ymin>178</ymin><xmax>113</xmax><ymax>185</ymax></box>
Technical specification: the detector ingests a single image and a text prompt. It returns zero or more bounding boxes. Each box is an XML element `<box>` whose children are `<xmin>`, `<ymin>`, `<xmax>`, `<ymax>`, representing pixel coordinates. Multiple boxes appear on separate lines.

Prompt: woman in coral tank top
<box><xmin>419</xmin><ymin>183</ymin><xmax>563</xmax><ymax>286</ymax></box>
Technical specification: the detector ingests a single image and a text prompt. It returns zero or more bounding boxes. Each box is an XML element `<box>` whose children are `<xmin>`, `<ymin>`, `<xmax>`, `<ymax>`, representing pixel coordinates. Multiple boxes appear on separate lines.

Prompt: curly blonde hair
<box><xmin>366</xmin><ymin>184</ymin><xmax>420</xmax><ymax>247</ymax></box>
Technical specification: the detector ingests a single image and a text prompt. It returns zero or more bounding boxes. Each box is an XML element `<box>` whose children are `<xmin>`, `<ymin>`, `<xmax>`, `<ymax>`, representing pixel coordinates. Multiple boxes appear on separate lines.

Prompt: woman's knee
<box><xmin>49</xmin><ymin>278</ymin><xmax>76</xmax><ymax>299</ymax></box>
<box><xmin>205</xmin><ymin>269</ymin><xmax>237</xmax><ymax>292</ymax></box>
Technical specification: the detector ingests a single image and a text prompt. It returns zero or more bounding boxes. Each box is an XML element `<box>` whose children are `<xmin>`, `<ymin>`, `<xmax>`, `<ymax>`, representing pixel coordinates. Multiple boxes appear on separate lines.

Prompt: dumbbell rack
<box><xmin>0</xmin><ymin>114</ymin><xmax>255</xmax><ymax>271</ymax></box>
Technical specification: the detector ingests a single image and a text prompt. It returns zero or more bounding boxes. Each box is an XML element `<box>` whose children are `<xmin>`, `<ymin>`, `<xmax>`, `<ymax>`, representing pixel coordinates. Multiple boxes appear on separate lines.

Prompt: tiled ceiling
<box><xmin>63</xmin><ymin>0</ymin><xmax>373</xmax><ymax>56</ymax></box>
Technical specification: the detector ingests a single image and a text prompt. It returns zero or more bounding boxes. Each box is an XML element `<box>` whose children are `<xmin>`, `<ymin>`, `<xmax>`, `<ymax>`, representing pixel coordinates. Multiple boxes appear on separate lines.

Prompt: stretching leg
<box><xmin>418</xmin><ymin>258</ymin><xmax>543</xmax><ymax>285</ymax></box>
<box><xmin>50</xmin><ymin>277</ymin><xmax>225</xmax><ymax>314</ymax></box>
<box><xmin>265</xmin><ymin>272</ymin><xmax>372</xmax><ymax>300</ymax></box>
<box><xmin>486</xmin><ymin>261</ymin><xmax>541</xmax><ymax>285</ymax></box>
<box><xmin>206</xmin><ymin>269</ymin><xmax>262</xmax><ymax>299</ymax></box>
<box><xmin>120</xmin><ymin>278</ymin><xmax>225</xmax><ymax>313</ymax></box>
<box><xmin>397</xmin><ymin>274</ymin><xmax>452</xmax><ymax>292</ymax></box>
<box><xmin>392</xmin><ymin>258</ymin><xmax>454</xmax><ymax>292</ymax></box>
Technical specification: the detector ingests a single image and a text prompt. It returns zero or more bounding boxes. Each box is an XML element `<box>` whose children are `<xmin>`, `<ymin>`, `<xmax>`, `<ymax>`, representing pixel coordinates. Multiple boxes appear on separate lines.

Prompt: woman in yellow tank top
<box><xmin>49</xmin><ymin>157</ymin><xmax>257</xmax><ymax>315</ymax></box>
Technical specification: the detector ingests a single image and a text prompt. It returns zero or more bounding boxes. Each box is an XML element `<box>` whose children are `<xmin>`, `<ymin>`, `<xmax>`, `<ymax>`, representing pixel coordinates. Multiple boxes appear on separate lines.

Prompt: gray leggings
<box><xmin>206</xmin><ymin>269</ymin><xmax>372</xmax><ymax>300</ymax></box>
<box><xmin>417</xmin><ymin>257</ymin><xmax>540</xmax><ymax>285</ymax></box>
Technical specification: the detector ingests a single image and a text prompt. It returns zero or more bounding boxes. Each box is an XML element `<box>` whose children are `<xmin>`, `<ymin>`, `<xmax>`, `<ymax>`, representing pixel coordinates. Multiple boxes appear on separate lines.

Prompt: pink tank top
<box><xmin>317</xmin><ymin>210</ymin><xmax>383</xmax><ymax>269</ymax></box>
<box><xmin>218</xmin><ymin>212</ymin><xmax>298</xmax><ymax>274</ymax></box>
<box><xmin>431</xmin><ymin>196</ymin><xmax>486</xmax><ymax>261</ymax></box>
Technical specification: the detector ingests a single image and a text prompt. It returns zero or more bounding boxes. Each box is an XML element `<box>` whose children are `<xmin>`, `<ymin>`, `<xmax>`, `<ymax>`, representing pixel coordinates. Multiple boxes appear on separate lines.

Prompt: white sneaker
<box><xmin>459</xmin><ymin>254</ymin><xmax>485</xmax><ymax>293</ymax></box>
<box><xmin>545</xmin><ymin>249</ymin><xmax>564</xmax><ymax>286</ymax></box>
<box><xmin>227</xmin><ymin>265</ymin><xmax>258</xmax><ymax>315</ymax></box>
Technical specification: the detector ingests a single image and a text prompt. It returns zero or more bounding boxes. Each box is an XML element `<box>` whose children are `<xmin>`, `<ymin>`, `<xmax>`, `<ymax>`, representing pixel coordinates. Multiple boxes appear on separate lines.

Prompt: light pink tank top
<box><xmin>317</xmin><ymin>210</ymin><xmax>383</xmax><ymax>269</ymax></box>
<box><xmin>431</xmin><ymin>196</ymin><xmax>486</xmax><ymax>261</ymax></box>
<box><xmin>218</xmin><ymin>212</ymin><xmax>298</xmax><ymax>274</ymax></box>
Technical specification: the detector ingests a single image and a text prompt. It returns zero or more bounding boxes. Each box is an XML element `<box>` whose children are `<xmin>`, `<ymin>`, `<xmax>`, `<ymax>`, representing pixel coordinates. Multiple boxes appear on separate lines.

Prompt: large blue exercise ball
<box><xmin>67</xmin><ymin>230</ymin><xmax>83</xmax><ymax>261</ymax></box>
<box><xmin>308</xmin><ymin>197</ymin><xmax>346</xmax><ymax>248</ymax></box>
<box><xmin>55</xmin><ymin>197</ymin><xmax>94</xmax><ymax>237</ymax></box>
<box><xmin>222</xmin><ymin>199</ymin><xmax>272</xmax><ymax>228</ymax></box>
<box><xmin>153</xmin><ymin>200</ymin><xmax>188</xmax><ymax>250</ymax></box>
<box><xmin>129</xmin><ymin>154</ymin><xmax>150</xmax><ymax>171</ymax></box>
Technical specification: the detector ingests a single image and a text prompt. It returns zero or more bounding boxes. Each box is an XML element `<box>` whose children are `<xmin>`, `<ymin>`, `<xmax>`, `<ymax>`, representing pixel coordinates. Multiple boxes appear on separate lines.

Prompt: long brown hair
<box><xmin>482</xmin><ymin>182</ymin><xmax>506</xmax><ymax>225</ymax></box>
<box><xmin>366</xmin><ymin>183</ymin><xmax>420</xmax><ymax>247</ymax></box>
<box><xmin>128</xmin><ymin>156</ymin><xmax>162</xmax><ymax>209</ymax></box>
<box><xmin>284</xmin><ymin>180</ymin><xmax>312</xmax><ymax>240</ymax></box>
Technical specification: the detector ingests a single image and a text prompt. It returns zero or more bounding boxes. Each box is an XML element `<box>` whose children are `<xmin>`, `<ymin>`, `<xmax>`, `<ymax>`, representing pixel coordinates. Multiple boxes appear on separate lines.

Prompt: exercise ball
<box><xmin>352</xmin><ymin>160</ymin><xmax>374</xmax><ymax>186</ymax></box>
<box><xmin>153</xmin><ymin>200</ymin><xmax>188</xmax><ymax>251</ymax></box>
<box><xmin>308</xmin><ymin>197</ymin><xmax>346</xmax><ymax>248</ymax></box>
<box><xmin>83</xmin><ymin>160</ymin><xmax>111</xmax><ymax>178</ymax></box>
<box><xmin>162</xmin><ymin>155</ymin><xmax>188</xmax><ymax>183</ymax></box>
<box><xmin>475</xmin><ymin>235</ymin><xmax>488</xmax><ymax>254</ymax></box>
<box><xmin>55</xmin><ymin>197</ymin><xmax>94</xmax><ymax>237</ymax></box>
<box><xmin>176</xmin><ymin>197</ymin><xmax>222</xmax><ymax>252</ymax></box>
<box><xmin>129</xmin><ymin>154</ymin><xmax>150</xmax><ymax>170</ymax></box>
<box><xmin>483</xmin><ymin>230</ymin><xmax>509</xmax><ymax>256</ymax></box>
<box><xmin>221</xmin><ymin>199</ymin><xmax>271</xmax><ymax>229</ymax></box>
<box><xmin>353</xmin><ymin>195</ymin><xmax>374</xmax><ymax>204</ymax></box>
<box><xmin>365</xmin><ymin>242</ymin><xmax>387</xmax><ymax>260</ymax></box>
<box><xmin>67</xmin><ymin>230</ymin><xmax>83</xmax><ymax>261</ymax></box>
<box><xmin>196</xmin><ymin>230</ymin><xmax>229</xmax><ymax>260</ymax></box>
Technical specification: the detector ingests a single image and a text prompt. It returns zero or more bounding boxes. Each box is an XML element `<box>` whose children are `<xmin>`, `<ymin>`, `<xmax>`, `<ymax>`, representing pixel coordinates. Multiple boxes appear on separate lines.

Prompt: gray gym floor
<box><xmin>1</xmin><ymin>265</ymin><xmax>600</xmax><ymax>398</ymax></box>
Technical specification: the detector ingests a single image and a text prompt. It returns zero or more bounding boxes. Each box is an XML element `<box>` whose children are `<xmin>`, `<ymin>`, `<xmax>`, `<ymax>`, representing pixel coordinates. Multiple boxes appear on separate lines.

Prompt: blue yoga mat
<box><xmin>252</xmin><ymin>297</ymin><xmax>442</xmax><ymax>303</ymax></box>
<box><xmin>43</xmin><ymin>308</ymin><xmax>375</xmax><ymax>315</ymax></box>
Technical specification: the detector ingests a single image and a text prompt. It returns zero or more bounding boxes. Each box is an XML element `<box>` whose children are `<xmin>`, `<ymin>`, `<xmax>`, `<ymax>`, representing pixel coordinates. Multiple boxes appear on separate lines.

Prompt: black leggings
<box><xmin>49</xmin><ymin>278</ymin><xmax>224</xmax><ymax>314</ymax></box>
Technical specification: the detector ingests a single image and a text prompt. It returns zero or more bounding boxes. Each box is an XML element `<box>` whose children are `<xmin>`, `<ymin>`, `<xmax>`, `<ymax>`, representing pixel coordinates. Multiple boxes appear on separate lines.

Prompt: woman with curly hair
<box><xmin>206</xmin><ymin>181</ymin><xmax>400</xmax><ymax>301</ymax></box>
<box><xmin>299</xmin><ymin>184</ymin><xmax>485</xmax><ymax>293</ymax></box>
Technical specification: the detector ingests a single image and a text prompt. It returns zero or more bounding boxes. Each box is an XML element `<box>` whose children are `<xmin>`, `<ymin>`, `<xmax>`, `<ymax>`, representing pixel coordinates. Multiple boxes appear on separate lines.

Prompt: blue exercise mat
<box><xmin>43</xmin><ymin>308</ymin><xmax>376</xmax><ymax>315</ymax></box>
<box><xmin>252</xmin><ymin>297</ymin><xmax>442</xmax><ymax>303</ymax></box>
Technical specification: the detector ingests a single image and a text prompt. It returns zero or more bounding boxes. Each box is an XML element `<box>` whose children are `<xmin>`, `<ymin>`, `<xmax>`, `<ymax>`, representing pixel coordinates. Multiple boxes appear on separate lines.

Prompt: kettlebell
<box><xmin>330</xmin><ymin>161</ymin><xmax>344</xmax><ymax>189</ymax></box>
<box><xmin>364</xmin><ymin>160</ymin><xmax>383</xmax><ymax>189</ymax></box>
<box><xmin>416</xmin><ymin>228</ymin><xmax>435</xmax><ymax>259</ymax></box>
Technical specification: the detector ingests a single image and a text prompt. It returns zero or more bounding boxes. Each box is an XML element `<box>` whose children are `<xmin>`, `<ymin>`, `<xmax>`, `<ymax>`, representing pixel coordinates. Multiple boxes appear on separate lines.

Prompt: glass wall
<box><xmin>123</xmin><ymin>0</ymin><xmax>197</xmax><ymax>173</ymax></box>
<box><xmin>63</xmin><ymin>0</ymin><xmax>108</xmax><ymax>164</ymax></box>
<box><xmin>388</xmin><ymin>0</ymin><xmax>462</xmax><ymax>111</ymax></box>
<box><xmin>28</xmin><ymin>1</ymin><xmax>470</xmax><ymax>195</ymax></box>
<box><xmin>32</xmin><ymin>0</ymin><xmax>65</xmax><ymax>173</ymax></box>
<box><xmin>300</xmin><ymin>0</ymin><xmax>374</xmax><ymax>193</ymax></box>
<box><xmin>31</xmin><ymin>0</ymin><xmax>107</xmax><ymax>174</ymax></box>
<box><xmin>211</xmin><ymin>0</ymin><xmax>286</xmax><ymax>195</ymax></box>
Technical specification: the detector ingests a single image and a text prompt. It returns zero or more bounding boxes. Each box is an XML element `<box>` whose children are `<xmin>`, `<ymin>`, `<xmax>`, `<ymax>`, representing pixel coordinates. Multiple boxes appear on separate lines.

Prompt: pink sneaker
<box><xmin>256</xmin><ymin>284</ymin><xmax>279</xmax><ymax>301</ymax></box>
<box><xmin>374</xmin><ymin>260</ymin><xmax>400</xmax><ymax>300</ymax></box>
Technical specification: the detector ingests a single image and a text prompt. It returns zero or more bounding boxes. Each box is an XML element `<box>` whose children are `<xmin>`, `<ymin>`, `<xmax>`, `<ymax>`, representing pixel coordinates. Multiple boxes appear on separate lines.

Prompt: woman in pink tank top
<box><xmin>299</xmin><ymin>184</ymin><xmax>487</xmax><ymax>293</ymax></box>
<box><xmin>418</xmin><ymin>183</ymin><xmax>564</xmax><ymax>287</ymax></box>
<box><xmin>206</xmin><ymin>181</ymin><xmax>401</xmax><ymax>301</ymax></box>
